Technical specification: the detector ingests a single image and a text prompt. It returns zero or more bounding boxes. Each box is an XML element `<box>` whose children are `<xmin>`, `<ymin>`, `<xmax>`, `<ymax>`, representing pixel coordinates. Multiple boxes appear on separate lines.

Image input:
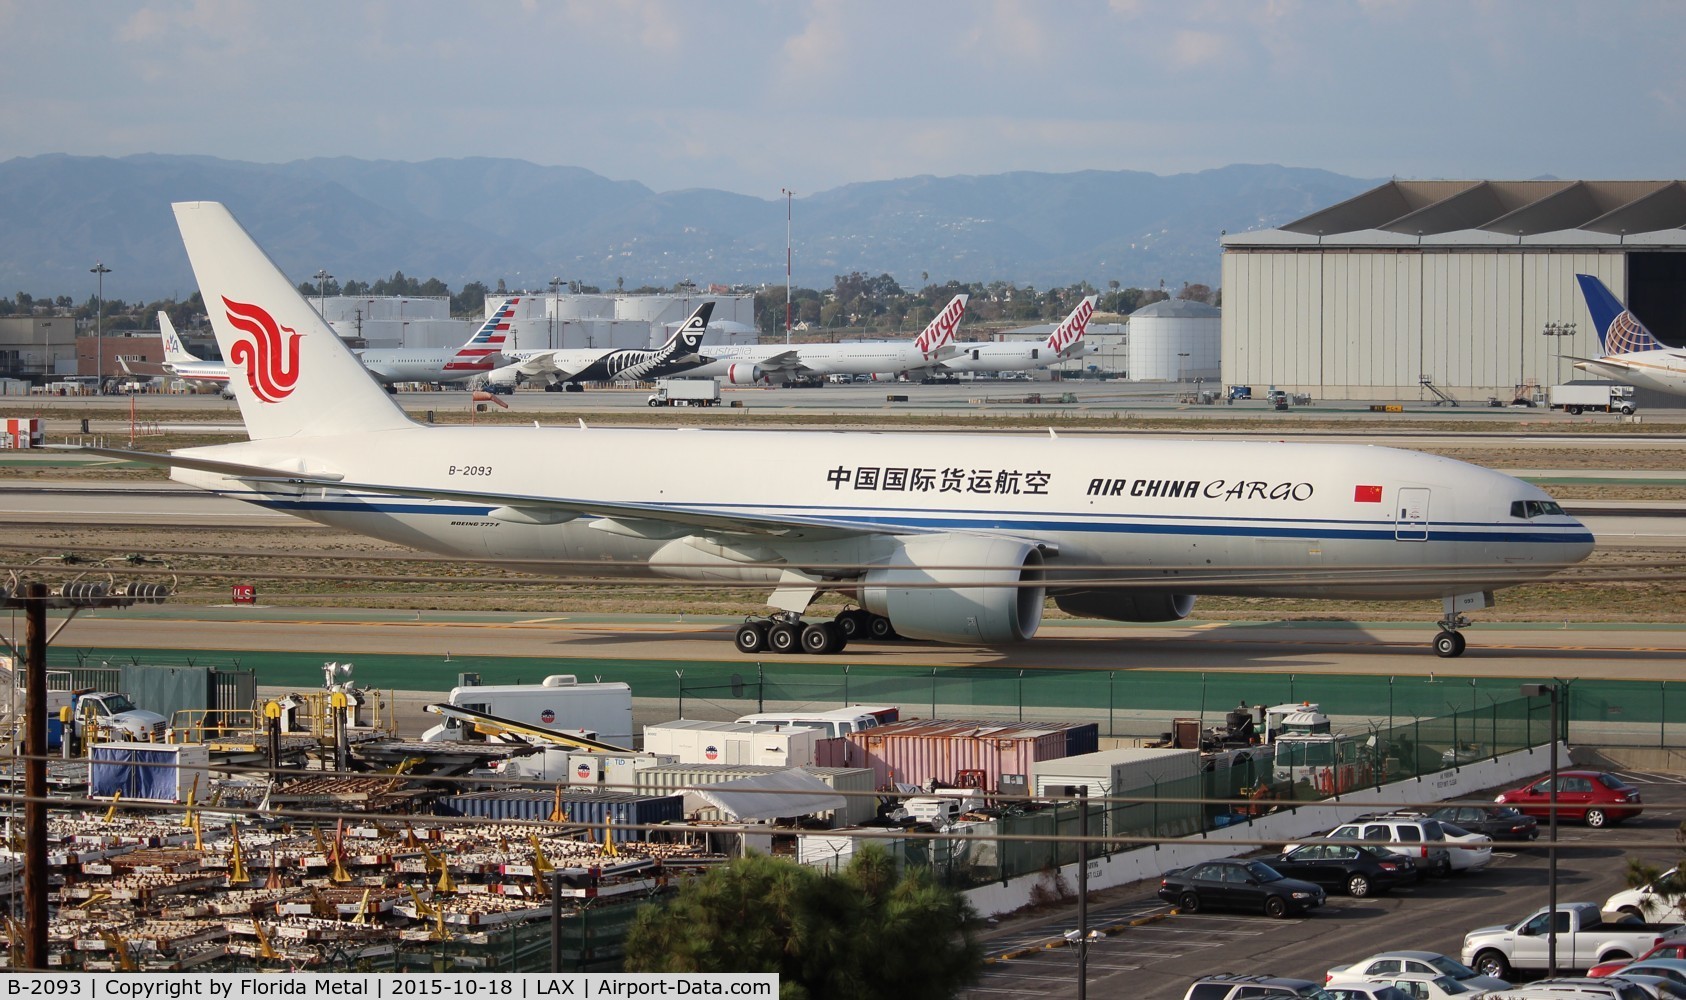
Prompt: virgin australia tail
<box><xmin>1576</xmin><ymin>273</ymin><xmax>1663</xmax><ymax>355</ymax></box>
<box><xmin>1044</xmin><ymin>295</ymin><xmax>1098</xmax><ymax>356</ymax></box>
<box><xmin>913</xmin><ymin>294</ymin><xmax>968</xmax><ymax>358</ymax></box>
<box><xmin>173</xmin><ymin>202</ymin><xmax>414</xmax><ymax>440</ymax></box>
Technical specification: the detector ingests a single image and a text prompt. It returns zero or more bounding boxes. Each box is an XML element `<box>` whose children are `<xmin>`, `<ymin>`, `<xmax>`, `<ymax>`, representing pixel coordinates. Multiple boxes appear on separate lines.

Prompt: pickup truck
<box><xmin>1461</xmin><ymin>901</ymin><xmax>1683</xmax><ymax>979</ymax></box>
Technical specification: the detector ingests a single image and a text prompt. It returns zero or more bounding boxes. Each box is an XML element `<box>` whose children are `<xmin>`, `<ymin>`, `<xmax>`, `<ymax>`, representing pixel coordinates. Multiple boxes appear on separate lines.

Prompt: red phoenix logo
<box><xmin>223</xmin><ymin>297</ymin><xmax>301</xmax><ymax>402</ymax></box>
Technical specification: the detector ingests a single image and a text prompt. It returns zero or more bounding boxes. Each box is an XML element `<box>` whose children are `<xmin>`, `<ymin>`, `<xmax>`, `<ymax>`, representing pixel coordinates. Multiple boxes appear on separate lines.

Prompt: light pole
<box><xmin>1177</xmin><ymin>351</ymin><xmax>1190</xmax><ymax>389</ymax></box>
<box><xmin>1521</xmin><ymin>682</ymin><xmax>1561</xmax><ymax>976</ymax></box>
<box><xmin>1543</xmin><ymin>321</ymin><xmax>1576</xmax><ymax>388</ymax></box>
<box><xmin>314</xmin><ymin>269</ymin><xmax>333</xmax><ymax>318</ymax></box>
<box><xmin>549</xmin><ymin>277</ymin><xmax>563</xmax><ymax>350</ymax></box>
<box><xmin>90</xmin><ymin>263</ymin><xmax>110</xmax><ymax>392</ymax></box>
<box><xmin>782</xmin><ymin>187</ymin><xmax>793</xmax><ymax>345</ymax></box>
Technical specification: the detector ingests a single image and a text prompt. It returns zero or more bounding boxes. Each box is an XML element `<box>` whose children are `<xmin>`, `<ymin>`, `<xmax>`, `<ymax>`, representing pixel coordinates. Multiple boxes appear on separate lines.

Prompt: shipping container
<box><xmin>842</xmin><ymin>719</ymin><xmax>1084</xmax><ymax>792</ymax></box>
<box><xmin>89</xmin><ymin>742</ymin><xmax>211</xmax><ymax>802</ymax></box>
<box><xmin>643</xmin><ymin>720</ymin><xmax>817</xmax><ymax>768</ymax></box>
<box><xmin>632</xmin><ymin>764</ymin><xmax>876</xmax><ymax>827</ymax></box>
<box><xmin>1033</xmin><ymin>747</ymin><xmax>1204</xmax><ymax>840</ymax></box>
<box><xmin>437</xmin><ymin>790</ymin><xmax>682</xmax><ymax>840</ymax></box>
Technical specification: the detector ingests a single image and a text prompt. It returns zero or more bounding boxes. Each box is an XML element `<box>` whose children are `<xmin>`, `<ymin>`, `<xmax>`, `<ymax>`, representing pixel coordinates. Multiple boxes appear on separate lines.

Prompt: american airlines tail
<box><xmin>913</xmin><ymin>294</ymin><xmax>969</xmax><ymax>357</ymax></box>
<box><xmin>157</xmin><ymin>311</ymin><xmax>203</xmax><ymax>365</ymax></box>
<box><xmin>172</xmin><ymin>202</ymin><xmax>414</xmax><ymax>440</ymax></box>
<box><xmin>441</xmin><ymin>297</ymin><xmax>520</xmax><ymax>376</ymax></box>
<box><xmin>1576</xmin><ymin>273</ymin><xmax>1663</xmax><ymax>355</ymax></box>
<box><xmin>1044</xmin><ymin>295</ymin><xmax>1098</xmax><ymax>355</ymax></box>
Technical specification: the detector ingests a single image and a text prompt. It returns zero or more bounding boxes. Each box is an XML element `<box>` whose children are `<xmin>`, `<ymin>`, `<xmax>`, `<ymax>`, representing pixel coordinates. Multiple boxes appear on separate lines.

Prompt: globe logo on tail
<box><xmin>223</xmin><ymin>297</ymin><xmax>301</xmax><ymax>402</ymax></box>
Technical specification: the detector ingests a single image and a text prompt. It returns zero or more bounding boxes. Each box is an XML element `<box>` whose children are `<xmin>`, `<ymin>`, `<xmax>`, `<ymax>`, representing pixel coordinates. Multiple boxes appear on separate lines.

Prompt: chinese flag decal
<box><xmin>1354</xmin><ymin>485</ymin><xmax>1384</xmax><ymax>503</ymax></box>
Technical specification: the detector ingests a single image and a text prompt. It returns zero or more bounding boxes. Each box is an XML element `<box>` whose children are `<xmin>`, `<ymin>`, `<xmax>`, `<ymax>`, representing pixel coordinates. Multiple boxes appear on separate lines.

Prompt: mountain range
<box><xmin>0</xmin><ymin>154</ymin><xmax>1375</xmax><ymax>301</ymax></box>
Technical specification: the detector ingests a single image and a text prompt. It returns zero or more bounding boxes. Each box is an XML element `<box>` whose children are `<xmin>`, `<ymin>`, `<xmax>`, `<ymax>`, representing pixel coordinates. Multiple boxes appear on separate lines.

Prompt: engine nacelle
<box><xmin>862</xmin><ymin>534</ymin><xmax>1044</xmax><ymax>643</ymax></box>
<box><xmin>726</xmin><ymin>364</ymin><xmax>765</xmax><ymax>385</ymax></box>
<box><xmin>1052</xmin><ymin>590</ymin><xmax>1196</xmax><ymax>623</ymax></box>
<box><xmin>484</xmin><ymin>366</ymin><xmax>520</xmax><ymax>387</ymax></box>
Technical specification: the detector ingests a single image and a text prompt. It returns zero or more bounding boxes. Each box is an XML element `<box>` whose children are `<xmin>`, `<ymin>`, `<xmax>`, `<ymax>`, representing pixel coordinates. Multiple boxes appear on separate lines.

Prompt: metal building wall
<box><xmin>1222</xmin><ymin>249</ymin><xmax>1626</xmax><ymax>401</ymax></box>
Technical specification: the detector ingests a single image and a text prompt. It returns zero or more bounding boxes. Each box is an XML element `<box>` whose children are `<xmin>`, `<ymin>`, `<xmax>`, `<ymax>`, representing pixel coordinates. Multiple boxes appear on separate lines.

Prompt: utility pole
<box><xmin>90</xmin><ymin>262</ymin><xmax>111</xmax><ymax>393</ymax></box>
<box><xmin>23</xmin><ymin>582</ymin><xmax>47</xmax><ymax>969</ymax></box>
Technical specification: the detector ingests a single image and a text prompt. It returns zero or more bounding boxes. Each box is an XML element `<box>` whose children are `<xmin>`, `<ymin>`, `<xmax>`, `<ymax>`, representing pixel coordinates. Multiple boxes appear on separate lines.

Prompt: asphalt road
<box><xmin>964</xmin><ymin>770</ymin><xmax>1686</xmax><ymax>1000</ymax></box>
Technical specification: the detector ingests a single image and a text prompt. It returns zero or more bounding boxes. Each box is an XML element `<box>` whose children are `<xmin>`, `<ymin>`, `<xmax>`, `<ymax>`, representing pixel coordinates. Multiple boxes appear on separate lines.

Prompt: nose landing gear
<box><xmin>1432</xmin><ymin>591</ymin><xmax>1493</xmax><ymax>657</ymax></box>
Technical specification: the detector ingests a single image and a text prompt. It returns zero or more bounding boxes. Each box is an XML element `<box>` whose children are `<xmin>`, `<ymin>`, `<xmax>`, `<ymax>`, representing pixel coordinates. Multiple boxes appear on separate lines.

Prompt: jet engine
<box><xmin>1052</xmin><ymin>590</ymin><xmax>1196</xmax><ymax>622</ymax></box>
<box><xmin>725</xmin><ymin>364</ymin><xmax>765</xmax><ymax>385</ymax></box>
<box><xmin>861</xmin><ymin>534</ymin><xmax>1044</xmax><ymax>643</ymax></box>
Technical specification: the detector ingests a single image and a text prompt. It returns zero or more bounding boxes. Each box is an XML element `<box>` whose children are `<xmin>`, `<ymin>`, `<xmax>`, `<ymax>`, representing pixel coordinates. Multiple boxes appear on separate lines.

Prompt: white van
<box><xmin>733</xmin><ymin>706</ymin><xmax>899</xmax><ymax>740</ymax></box>
<box><xmin>420</xmin><ymin>674</ymin><xmax>633</xmax><ymax>748</ymax></box>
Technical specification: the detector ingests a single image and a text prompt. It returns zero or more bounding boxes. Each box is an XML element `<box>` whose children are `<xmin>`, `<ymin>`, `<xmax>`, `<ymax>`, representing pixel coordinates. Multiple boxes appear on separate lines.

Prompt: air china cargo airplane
<box><xmin>85</xmin><ymin>202</ymin><xmax>1594</xmax><ymax>660</ymax></box>
<box><xmin>938</xmin><ymin>295</ymin><xmax>1098</xmax><ymax>375</ymax></box>
<box><xmin>685</xmin><ymin>294</ymin><xmax>968</xmax><ymax>385</ymax></box>
<box><xmin>1572</xmin><ymin>274</ymin><xmax>1686</xmax><ymax>398</ymax></box>
<box><xmin>139</xmin><ymin>300</ymin><xmax>520</xmax><ymax>390</ymax></box>
<box><xmin>484</xmin><ymin>302</ymin><xmax>716</xmax><ymax>391</ymax></box>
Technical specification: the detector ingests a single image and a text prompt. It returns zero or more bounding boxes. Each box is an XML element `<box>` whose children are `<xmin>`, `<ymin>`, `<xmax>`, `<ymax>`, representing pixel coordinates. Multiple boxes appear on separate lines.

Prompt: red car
<box><xmin>1588</xmin><ymin>940</ymin><xmax>1686</xmax><ymax>978</ymax></box>
<box><xmin>1495</xmin><ymin>770</ymin><xmax>1643</xmax><ymax>827</ymax></box>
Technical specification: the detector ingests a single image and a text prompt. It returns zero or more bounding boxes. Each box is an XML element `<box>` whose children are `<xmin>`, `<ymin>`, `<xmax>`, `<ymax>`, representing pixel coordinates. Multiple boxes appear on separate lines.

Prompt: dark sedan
<box><xmin>1271</xmin><ymin>839</ymin><xmax>1418</xmax><ymax>897</ymax></box>
<box><xmin>1158</xmin><ymin>858</ymin><xmax>1327</xmax><ymax>918</ymax></box>
<box><xmin>1429</xmin><ymin>804</ymin><xmax>1539</xmax><ymax>843</ymax></box>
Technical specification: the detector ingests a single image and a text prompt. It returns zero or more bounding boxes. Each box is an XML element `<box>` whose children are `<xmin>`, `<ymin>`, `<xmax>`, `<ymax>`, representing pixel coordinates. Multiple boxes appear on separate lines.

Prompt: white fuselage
<box><xmin>172</xmin><ymin>427</ymin><xmax>1592</xmax><ymax>603</ymax></box>
<box><xmin>688</xmin><ymin>342</ymin><xmax>947</xmax><ymax>379</ymax></box>
<box><xmin>940</xmin><ymin>340</ymin><xmax>1083</xmax><ymax>374</ymax></box>
<box><xmin>1576</xmin><ymin>350</ymin><xmax>1686</xmax><ymax>397</ymax></box>
<box><xmin>357</xmin><ymin>349</ymin><xmax>492</xmax><ymax>384</ymax></box>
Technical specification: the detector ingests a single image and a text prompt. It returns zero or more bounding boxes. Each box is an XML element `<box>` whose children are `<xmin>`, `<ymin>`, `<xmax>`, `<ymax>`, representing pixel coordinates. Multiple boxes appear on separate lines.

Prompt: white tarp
<box><xmin>693</xmin><ymin>768</ymin><xmax>847</xmax><ymax>821</ymax></box>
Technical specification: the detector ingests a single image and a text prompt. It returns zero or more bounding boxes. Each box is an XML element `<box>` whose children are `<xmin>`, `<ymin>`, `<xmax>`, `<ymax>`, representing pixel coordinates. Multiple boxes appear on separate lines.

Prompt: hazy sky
<box><xmin>3</xmin><ymin>0</ymin><xmax>1683</xmax><ymax>196</ymax></box>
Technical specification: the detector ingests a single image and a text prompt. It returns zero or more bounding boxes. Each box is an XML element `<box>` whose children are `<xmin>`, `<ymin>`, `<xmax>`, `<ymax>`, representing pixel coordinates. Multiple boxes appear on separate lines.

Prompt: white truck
<box><xmin>45</xmin><ymin>690</ymin><xmax>169</xmax><ymax>748</ymax></box>
<box><xmin>419</xmin><ymin>674</ymin><xmax>633</xmax><ymax>749</ymax></box>
<box><xmin>1549</xmin><ymin>383</ymin><xmax>1636</xmax><ymax>415</ymax></box>
<box><xmin>647</xmin><ymin>379</ymin><xmax>720</xmax><ymax>407</ymax></box>
<box><xmin>1462</xmin><ymin>901</ymin><xmax>1683</xmax><ymax>979</ymax></box>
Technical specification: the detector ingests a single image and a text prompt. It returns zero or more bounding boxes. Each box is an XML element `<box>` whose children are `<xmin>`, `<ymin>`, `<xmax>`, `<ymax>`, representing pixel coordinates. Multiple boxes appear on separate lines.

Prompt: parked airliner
<box><xmin>938</xmin><ymin>295</ymin><xmax>1097</xmax><ymax>375</ymax></box>
<box><xmin>136</xmin><ymin>301</ymin><xmax>520</xmax><ymax>390</ymax></box>
<box><xmin>484</xmin><ymin>302</ymin><xmax>715</xmax><ymax>390</ymax></box>
<box><xmin>1572</xmin><ymin>274</ymin><xmax>1686</xmax><ymax>398</ymax></box>
<box><xmin>85</xmin><ymin>203</ymin><xmax>1594</xmax><ymax>659</ymax></box>
<box><xmin>685</xmin><ymin>294</ymin><xmax>968</xmax><ymax>385</ymax></box>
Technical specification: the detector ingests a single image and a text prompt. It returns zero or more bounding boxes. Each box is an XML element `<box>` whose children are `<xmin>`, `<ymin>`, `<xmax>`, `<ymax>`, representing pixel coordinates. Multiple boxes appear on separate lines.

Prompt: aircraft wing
<box><xmin>753</xmin><ymin>350</ymin><xmax>808</xmax><ymax>376</ymax></box>
<box><xmin>505</xmin><ymin>352</ymin><xmax>590</xmax><ymax>380</ymax></box>
<box><xmin>65</xmin><ymin>445</ymin><xmax>947</xmax><ymax>542</ymax></box>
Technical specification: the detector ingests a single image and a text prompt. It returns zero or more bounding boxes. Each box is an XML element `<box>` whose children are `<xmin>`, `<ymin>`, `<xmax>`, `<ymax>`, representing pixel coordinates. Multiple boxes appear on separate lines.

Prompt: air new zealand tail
<box><xmin>600</xmin><ymin>301</ymin><xmax>715</xmax><ymax>381</ymax></box>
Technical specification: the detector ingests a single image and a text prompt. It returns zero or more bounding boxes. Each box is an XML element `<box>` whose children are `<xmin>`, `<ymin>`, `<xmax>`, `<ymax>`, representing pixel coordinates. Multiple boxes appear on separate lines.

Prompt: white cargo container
<box><xmin>643</xmin><ymin>720</ymin><xmax>817</xmax><ymax>768</ymax></box>
<box><xmin>567</xmin><ymin>752</ymin><xmax>679</xmax><ymax>789</ymax></box>
<box><xmin>1033</xmin><ymin>747</ymin><xmax>1203</xmax><ymax>839</ymax></box>
<box><xmin>89</xmin><ymin>742</ymin><xmax>211</xmax><ymax>803</ymax></box>
<box><xmin>419</xmin><ymin>674</ymin><xmax>632</xmax><ymax>748</ymax></box>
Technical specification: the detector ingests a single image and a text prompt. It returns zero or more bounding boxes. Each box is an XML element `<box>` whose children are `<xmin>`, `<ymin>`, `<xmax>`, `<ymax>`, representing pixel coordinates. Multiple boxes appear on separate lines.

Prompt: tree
<box><xmin>624</xmin><ymin>847</ymin><xmax>981</xmax><ymax>1000</ymax></box>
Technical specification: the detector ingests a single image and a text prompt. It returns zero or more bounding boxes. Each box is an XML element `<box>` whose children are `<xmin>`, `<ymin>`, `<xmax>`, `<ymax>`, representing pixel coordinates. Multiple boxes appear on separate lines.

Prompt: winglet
<box><xmin>914</xmin><ymin>294</ymin><xmax>968</xmax><ymax>357</ymax></box>
<box><xmin>1576</xmin><ymin>274</ymin><xmax>1661</xmax><ymax>355</ymax></box>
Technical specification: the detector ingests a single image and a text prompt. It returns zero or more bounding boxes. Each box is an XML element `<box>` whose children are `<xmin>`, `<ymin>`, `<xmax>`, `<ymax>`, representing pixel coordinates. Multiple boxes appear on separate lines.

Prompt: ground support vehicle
<box><xmin>41</xmin><ymin>689</ymin><xmax>168</xmax><ymax>748</ymax></box>
<box><xmin>1462</xmin><ymin>902</ymin><xmax>1683</xmax><ymax>980</ymax></box>
<box><xmin>1548</xmin><ymin>383</ymin><xmax>1637</xmax><ymax>415</ymax></box>
<box><xmin>418</xmin><ymin>674</ymin><xmax>633</xmax><ymax>748</ymax></box>
<box><xmin>647</xmin><ymin>379</ymin><xmax>720</xmax><ymax>407</ymax></box>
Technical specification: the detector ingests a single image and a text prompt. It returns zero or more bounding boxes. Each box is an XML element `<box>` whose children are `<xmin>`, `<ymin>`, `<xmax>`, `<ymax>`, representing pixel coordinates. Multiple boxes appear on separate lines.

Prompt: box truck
<box><xmin>1549</xmin><ymin>383</ymin><xmax>1636</xmax><ymax>414</ymax></box>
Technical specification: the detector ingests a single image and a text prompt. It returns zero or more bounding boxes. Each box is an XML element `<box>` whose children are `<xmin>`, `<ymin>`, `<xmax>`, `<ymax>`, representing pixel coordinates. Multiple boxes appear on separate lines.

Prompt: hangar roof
<box><xmin>1223</xmin><ymin>179</ymin><xmax>1686</xmax><ymax>249</ymax></box>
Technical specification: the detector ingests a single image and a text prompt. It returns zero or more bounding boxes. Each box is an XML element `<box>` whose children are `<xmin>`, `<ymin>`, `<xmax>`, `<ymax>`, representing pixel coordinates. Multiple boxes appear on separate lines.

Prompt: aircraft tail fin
<box><xmin>157</xmin><ymin>311</ymin><xmax>203</xmax><ymax>365</ymax></box>
<box><xmin>914</xmin><ymin>294</ymin><xmax>968</xmax><ymax>357</ymax></box>
<box><xmin>1576</xmin><ymin>273</ymin><xmax>1662</xmax><ymax>355</ymax></box>
<box><xmin>1045</xmin><ymin>295</ymin><xmax>1098</xmax><ymax>354</ymax></box>
<box><xmin>664</xmin><ymin>301</ymin><xmax>715</xmax><ymax>356</ymax></box>
<box><xmin>172</xmin><ymin>202</ymin><xmax>414</xmax><ymax>440</ymax></box>
<box><xmin>442</xmin><ymin>297</ymin><xmax>520</xmax><ymax>375</ymax></box>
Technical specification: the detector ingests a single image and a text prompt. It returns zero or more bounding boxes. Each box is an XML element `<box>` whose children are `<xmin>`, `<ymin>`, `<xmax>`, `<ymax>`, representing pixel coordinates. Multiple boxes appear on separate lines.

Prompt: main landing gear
<box><xmin>733</xmin><ymin>609</ymin><xmax>900</xmax><ymax>656</ymax></box>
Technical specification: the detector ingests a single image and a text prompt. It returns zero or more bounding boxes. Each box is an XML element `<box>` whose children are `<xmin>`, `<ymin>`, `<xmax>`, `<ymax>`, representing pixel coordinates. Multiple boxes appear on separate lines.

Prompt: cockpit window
<box><xmin>1510</xmin><ymin>500</ymin><xmax>1565</xmax><ymax>519</ymax></box>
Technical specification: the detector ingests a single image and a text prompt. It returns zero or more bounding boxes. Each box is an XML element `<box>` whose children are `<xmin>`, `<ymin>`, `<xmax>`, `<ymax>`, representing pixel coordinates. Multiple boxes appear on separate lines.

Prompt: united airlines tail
<box><xmin>1576</xmin><ymin>274</ymin><xmax>1663</xmax><ymax>355</ymax></box>
<box><xmin>442</xmin><ymin>297</ymin><xmax>520</xmax><ymax>375</ymax></box>
<box><xmin>1044</xmin><ymin>295</ymin><xmax>1098</xmax><ymax>355</ymax></box>
<box><xmin>172</xmin><ymin>202</ymin><xmax>414</xmax><ymax>440</ymax></box>
<box><xmin>913</xmin><ymin>294</ymin><xmax>968</xmax><ymax>357</ymax></box>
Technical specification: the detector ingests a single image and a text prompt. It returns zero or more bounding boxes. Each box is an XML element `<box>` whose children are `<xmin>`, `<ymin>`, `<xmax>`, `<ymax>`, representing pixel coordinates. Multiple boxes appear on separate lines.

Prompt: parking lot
<box><xmin>964</xmin><ymin>768</ymin><xmax>1686</xmax><ymax>1000</ymax></box>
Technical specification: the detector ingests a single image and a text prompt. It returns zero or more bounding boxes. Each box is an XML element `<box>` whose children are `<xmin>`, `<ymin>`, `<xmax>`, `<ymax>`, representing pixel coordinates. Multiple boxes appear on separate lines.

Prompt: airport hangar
<box><xmin>1220</xmin><ymin>179</ymin><xmax>1686</xmax><ymax>402</ymax></box>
